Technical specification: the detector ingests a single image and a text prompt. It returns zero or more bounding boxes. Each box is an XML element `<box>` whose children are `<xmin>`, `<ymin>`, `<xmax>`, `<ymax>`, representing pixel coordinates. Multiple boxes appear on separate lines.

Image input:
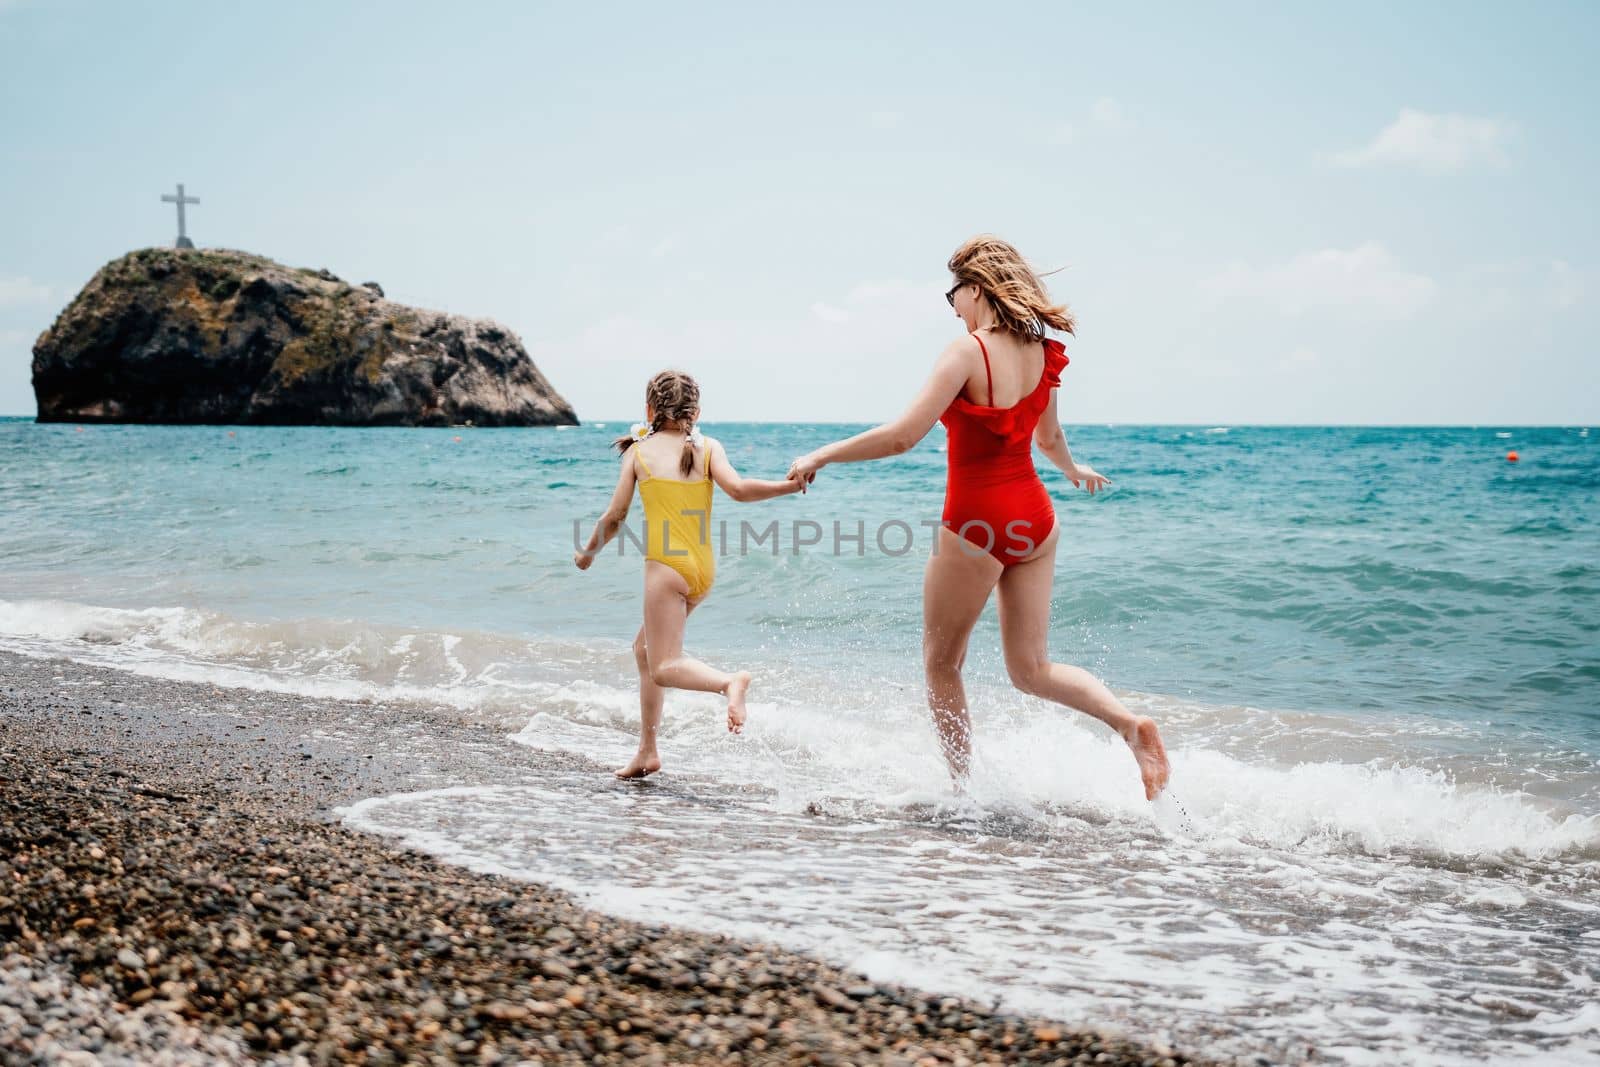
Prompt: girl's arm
<box><xmin>787</xmin><ymin>337</ymin><xmax>972</xmax><ymax>481</ymax></box>
<box><xmin>708</xmin><ymin>437</ymin><xmax>805</xmax><ymax>502</ymax></box>
<box><xmin>574</xmin><ymin>452</ymin><xmax>638</xmax><ymax>568</ymax></box>
<box><xmin>1033</xmin><ymin>390</ymin><xmax>1109</xmax><ymax>494</ymax></box>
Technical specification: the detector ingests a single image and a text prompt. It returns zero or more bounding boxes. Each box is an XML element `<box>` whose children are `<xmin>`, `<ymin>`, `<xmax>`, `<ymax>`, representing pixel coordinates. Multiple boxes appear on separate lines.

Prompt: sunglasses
<box><xmin>944</xmin><ymin>281</ymin><xmax>967</xmax><ymax>307</ymax></box>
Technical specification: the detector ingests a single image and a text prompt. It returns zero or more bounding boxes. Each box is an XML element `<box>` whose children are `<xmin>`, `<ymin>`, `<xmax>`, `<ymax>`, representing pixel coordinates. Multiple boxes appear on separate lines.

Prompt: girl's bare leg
<box><xmin>616</xmin><ymin>623</ymin><xmax>666</xmax><ymax>778</ymax></box>
<box><xmin>995</xmin><ymin>531</ymin><xmax>1171</xmax><ymax>800</ymax></box>
<box><xmin>922</xmin><ymin>528</ymin><xmax>1004</xmax><ymax>782</ymax></box>
<box><xmin>642</xmin><ymin>562</ymin><xmax>751</xmax><ymax>733</ymax></box>
<box><xmin>618</xmin><ymin>594</ymin><xmax>712</xmax><ymax>777</ymax></box>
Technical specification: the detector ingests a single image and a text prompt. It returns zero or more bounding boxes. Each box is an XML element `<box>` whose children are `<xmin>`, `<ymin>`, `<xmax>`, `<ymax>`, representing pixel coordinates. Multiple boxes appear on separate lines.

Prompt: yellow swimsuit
<box><xmin>635</xmin><ymin>446</ymin><xmax>716</xmax><ymax>598</ymax></box>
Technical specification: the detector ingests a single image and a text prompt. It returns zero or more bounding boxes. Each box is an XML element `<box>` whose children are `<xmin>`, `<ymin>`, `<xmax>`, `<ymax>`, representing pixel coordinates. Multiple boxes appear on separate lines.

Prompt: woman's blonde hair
<box><xmin>947</xmin><ymin>234</ymin><xmax>1075</xmax><ymax>339</ymax></box>
<box><xmin>613</xmin><ymin>369</ymin><xmax>702</xmax><ymax>477</ymax></box>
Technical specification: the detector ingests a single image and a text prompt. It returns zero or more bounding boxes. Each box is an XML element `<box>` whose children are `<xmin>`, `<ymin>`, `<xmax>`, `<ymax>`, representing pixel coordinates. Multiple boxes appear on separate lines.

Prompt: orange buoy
<box><xmin>1506</xmin><ymin>451</ymin><xmax>1519</xmax><ymax>462</ymax></box>
<box><xmin>227</xmin><ymin>430</ymin><xmax>236</xmax><ymax>438</ymax></box>
<box><xmin>451</xmin><ymin>435</ymin><xmax>462</xmax><ymax>443</ymax></box>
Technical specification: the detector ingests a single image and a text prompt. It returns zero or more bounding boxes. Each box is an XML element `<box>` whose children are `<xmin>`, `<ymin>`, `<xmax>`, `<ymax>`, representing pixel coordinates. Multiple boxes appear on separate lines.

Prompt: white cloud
<box><xmin>844</xmin><ymin>279</ymin><xmax>935</xmax><ymax>305</ymax></box>
<box><xmin>597</xmin><ymin>223</ymin><xmax>634</xmax><ymax>248</ymax></box>
<box><xmin>1284</xmin><ymin>347</ymin><xmax>1319</xmax><ymax>368</ymax></box>
<box><xmin>835</xmin><ymin>280</ymin><xmax>952</xmax><ymax>329</ymax></box>
<box><xmin>0</xmin><ymin>328</ymin><xmax>29</xmax><ymax>346</ymax></box>
<box><xmin>1191</xmin><ymin>359</ymin><xmax>1241</xmax><ymax>380</ymax></box>
<box><xmin>1549</xmin><ymin>260</ymin><xmax>1582</xmax><ymax>310</ymax></box>
<box><xmin>810</xmin><ymin>279</ymin><xmax>943</xmax><ymax>326</ymax></box>
<box><xmin>1201</xmin><ymin>243</ymin><xmax>1437</xmax><ymax>318</ymax></box>
<box><xmin>1090</xmin><ymin>97</ymin><xmax>1128</xmax><ymax>129</ymax></box>
<box><xmin>867</xmin><ymin>110</ymin><xmax>903</xmax><ymax>129</ymax></box>
<box><xmin>1331</xmin><ymin>108</ymin><xmax>1513</xmax><ymax>173</ymax></box>
<box><xmin>537</xmin><ymin>279</ymin><xmax>953</xmax><ymax>422</ymax></box>
<box><xmin>649</xmin><ymin>237</ymin><xmax>675</xmax><ymax>259</ymax></box>
<box><xmin>0</xmin><ymin>276</ymin><xmax>51</xmax><ymax>307</ymax></box>
<box><xmin>1050</xmin><ymin>98</ymin><xmax>1129</xmax><ymax>146</ymax></box>
<box><xmin>1459</xmin><ymin>258</ymin><xmax>1590</xmax><ymax>316</ymax></box>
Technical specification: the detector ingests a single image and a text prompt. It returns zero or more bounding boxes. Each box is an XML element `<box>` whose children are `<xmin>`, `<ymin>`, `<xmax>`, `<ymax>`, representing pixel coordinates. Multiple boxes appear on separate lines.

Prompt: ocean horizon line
<box><xmin>0</xmin><ymin>414</ymin><xmax>1592</xmax><ymax>430</ymax></box>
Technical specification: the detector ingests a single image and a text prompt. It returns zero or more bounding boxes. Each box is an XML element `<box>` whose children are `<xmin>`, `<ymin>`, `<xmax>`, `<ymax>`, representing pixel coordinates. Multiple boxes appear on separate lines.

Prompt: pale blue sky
<box><xmin>2</xmin><ymin>1</ymin><xmax>1595</xmax><ymax>423</ymax></box>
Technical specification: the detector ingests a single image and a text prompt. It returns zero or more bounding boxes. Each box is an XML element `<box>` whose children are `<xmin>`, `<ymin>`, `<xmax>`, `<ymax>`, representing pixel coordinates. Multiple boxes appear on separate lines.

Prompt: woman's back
<box><xmin>960</xmin><ymin>329</ymin><xmax>1046</xmax><ymax>409</ymax></box>
<box><xmin>941</xmin><ymin>332</ymin><xmax>1069</xmax><ymax>462</ymax></box>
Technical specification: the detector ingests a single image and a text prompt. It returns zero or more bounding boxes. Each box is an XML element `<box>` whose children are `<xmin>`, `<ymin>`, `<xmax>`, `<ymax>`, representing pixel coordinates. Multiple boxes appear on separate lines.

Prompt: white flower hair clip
<box><xmin>630</xmin><ymin>421</ymin><xmax>701</xmax><ymax>444</ymax></box>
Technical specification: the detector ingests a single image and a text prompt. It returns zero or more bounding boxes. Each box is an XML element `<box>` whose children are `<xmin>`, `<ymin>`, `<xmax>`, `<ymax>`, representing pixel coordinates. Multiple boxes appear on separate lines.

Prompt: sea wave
<box><xmin>4</xmin><ymin>596</ymin><xmax>1595</xmax><ymax>863</ymax></box>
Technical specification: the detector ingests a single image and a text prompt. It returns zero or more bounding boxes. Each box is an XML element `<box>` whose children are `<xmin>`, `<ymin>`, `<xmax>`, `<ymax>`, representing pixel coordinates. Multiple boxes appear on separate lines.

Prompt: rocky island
<box><xmin>31</xmin><ymin>248</ymin><xmax>577</xmax><ymax>426</ymax></box>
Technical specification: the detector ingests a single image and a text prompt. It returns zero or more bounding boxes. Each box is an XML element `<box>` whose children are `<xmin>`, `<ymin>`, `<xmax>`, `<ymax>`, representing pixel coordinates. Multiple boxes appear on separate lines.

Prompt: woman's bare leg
<box><xmin>642</xmin><ymin>562</ymin><xmax>751</xmax><ymax>733</ymax></box>
<box><xmin>922</xmin><ymin>528</ymin><xmax>1004</xmax><ymax>782</ymax></box>
<box><xmin>995</xmin><ymin>532</ymin><xmax>1171</xmax><ymax>800</ymax></box>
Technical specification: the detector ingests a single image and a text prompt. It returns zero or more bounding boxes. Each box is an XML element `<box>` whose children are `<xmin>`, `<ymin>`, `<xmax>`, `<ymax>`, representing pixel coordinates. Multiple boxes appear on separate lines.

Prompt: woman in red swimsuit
<box><xmin>787</xmin><ymin>235</ymin><xmax>1171</xmax><ymax>801</ymax></box>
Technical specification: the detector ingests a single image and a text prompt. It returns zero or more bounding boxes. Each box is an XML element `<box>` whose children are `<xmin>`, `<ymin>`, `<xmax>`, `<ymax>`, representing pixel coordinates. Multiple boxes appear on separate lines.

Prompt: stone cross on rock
<box><xmin>160</xmin><ymin>183</ymin><xmax>200</xmax><ymax>249</ymax></box>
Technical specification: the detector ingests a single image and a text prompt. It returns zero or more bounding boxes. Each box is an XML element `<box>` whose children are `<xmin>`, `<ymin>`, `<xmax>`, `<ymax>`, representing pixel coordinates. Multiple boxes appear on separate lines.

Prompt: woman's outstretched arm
<box><xmin>1033</xmin><ymin>390</ymin><xmax>1109</xmax><ymax>494</ymax></box>
<box><xmin>787</xmin><ymin>338</ymin><xmax>972</xmax><ymax>482</ymax></box>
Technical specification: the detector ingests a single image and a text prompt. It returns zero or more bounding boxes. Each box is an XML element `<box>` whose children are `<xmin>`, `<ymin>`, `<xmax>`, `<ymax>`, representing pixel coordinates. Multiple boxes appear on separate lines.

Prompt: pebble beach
<box><xmin>0</xmin><ymin>650</ymin><xmax>1218</xmax><ymax>1066</ymax></box>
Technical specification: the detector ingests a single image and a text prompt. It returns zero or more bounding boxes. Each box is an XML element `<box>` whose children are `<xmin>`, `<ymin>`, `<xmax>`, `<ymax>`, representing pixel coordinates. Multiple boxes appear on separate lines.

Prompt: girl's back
<box><xmin>632</xmin><ymin>431</ymin><xmax>706</xmax><ymax>482</ymax></box>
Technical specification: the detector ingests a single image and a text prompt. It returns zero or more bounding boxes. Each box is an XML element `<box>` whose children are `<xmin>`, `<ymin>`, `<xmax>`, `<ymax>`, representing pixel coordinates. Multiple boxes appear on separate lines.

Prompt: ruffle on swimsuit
<box><xmin>941</xmin><ymin>337</ymin><xmax>1069</xmax><ymax>443</ymax></box>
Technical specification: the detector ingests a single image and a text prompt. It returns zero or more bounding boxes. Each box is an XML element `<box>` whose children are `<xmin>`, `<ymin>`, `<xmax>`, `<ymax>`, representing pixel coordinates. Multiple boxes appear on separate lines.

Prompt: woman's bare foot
<box><xmin>615</xmin><ymin>753</ymin><xmax>662</xmax><ymax>779</ymax></box>
<box><xmin>1124</xmin><ymin>716</ymin><xmax>1171</xmax><ymax>800</ymax></box>
<box><xmin>725</xmin><ymin>671</ymin><xmax>752</xmax><ymax>734</ymax></box>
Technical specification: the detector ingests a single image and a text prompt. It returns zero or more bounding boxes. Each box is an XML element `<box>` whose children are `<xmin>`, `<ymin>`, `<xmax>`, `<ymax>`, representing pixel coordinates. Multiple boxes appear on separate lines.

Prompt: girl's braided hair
<box><xmin>613</xmin><ymin>369</ymin><xmax>702</xmax><ymax>477</ymax></box>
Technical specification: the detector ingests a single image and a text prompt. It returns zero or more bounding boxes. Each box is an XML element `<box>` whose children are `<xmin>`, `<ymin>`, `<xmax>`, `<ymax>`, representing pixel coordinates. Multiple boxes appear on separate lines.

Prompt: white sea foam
<box><xmin>7</xmin><ymin>594</ymin><xmax>1599</xmax><ymax>1061</ymax></box>
<box><xmin>0</xmin><ymin>597</ymin><xmax>618</xmax><ymax>723</ymax></box>
<box><xmin>5</xmin><ymin>596</ymin><xmax>1596</xmax><ymax>860</ymax></box>
<box><xmin>339</xmin><ymin>770</ymin><xmax>1600</xmax><ymax>1066</ymax></box>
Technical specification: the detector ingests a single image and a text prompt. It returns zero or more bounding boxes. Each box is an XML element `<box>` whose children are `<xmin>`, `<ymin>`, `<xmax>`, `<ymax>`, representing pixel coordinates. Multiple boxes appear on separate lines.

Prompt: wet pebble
<box><xmin>0</xmin><ymin>650</ymin><xmax>1228</xmax><ymax>1067</ymax></box>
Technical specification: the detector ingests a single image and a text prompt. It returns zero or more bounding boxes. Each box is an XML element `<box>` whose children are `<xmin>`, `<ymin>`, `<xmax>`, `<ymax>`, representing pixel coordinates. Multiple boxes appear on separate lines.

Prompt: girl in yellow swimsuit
<box><xmin>574</xmin><ymin>370</ymin><xmax>804</xmax><ymax>779</ymax></box>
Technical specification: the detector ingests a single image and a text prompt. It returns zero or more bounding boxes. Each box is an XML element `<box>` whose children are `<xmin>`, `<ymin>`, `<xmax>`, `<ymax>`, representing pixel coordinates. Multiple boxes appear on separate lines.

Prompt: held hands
<box><xmin>1066</xmin><ymin>463</ymin><xmax>1111</xmax><ymax>495</ymax></box>
<box><xmin>785</xmin><ymin>453</ymin><xmax>823</xmax><ymax>491</ymax></box>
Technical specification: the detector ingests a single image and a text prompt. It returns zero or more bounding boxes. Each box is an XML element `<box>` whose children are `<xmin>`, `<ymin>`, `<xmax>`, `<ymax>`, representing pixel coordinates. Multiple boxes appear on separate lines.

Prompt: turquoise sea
<box><xmin>2</xmin><ymin>417</ymin><xmax>1597</xmax><ymax>1064</ymax></box>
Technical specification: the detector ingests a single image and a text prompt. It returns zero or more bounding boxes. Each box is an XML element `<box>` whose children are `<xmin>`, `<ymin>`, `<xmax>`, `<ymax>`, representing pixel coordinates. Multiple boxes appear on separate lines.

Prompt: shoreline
<box><xmin>0</xmin><ymin>650</ymin><xmax>1223</xmax><ymax>1066</ymax></box>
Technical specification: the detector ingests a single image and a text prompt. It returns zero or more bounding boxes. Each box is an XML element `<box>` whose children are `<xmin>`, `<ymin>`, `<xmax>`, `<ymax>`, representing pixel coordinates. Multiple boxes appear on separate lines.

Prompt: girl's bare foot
<box><xmin>725</xmin><ymin>671</ymin><xmax>752</xmax><ymax>734</ymax></box>
<box><xmin>1124</xmin><ymin>716</ymin><xmax>1171</xmax><ymax>800</ymax></box>
<box><xmin>616</xmin><ymin>753</ymin><xmax>662</xmax><ymax>779</ymax></box>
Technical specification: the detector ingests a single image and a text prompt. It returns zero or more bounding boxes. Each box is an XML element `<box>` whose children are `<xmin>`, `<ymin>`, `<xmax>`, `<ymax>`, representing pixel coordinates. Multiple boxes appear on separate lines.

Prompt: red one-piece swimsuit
<box><xmin>938</xmin><ymin>332</ymin><xmax>1070</xmax><ymax>566</ymax></box>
